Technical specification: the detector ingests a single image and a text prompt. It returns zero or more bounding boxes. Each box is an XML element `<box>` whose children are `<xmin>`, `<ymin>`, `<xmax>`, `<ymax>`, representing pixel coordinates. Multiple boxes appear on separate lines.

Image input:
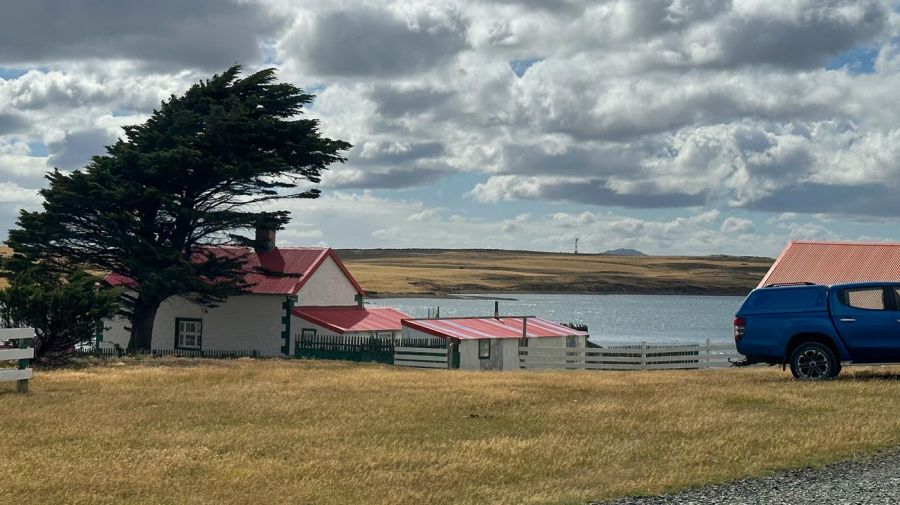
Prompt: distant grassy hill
<box><xmin>0</xmin><ymin>246</ymin><xmax>773</xmax><ymax>296</ymax></box>
<box><xmin>338</xmin><ymin>249</ymin><xmax>773</xmax><ymax>297</ymax></box>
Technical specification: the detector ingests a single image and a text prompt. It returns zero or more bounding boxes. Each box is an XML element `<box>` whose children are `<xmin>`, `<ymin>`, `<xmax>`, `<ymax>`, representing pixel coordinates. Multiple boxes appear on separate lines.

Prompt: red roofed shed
<box><xmin>402</xmin><ymin>316</ymin><xmax>588</xmax><ymax>371</ymax></box>
<box><xmin>760</xmin><ymin>241</ymin><xmax>900</xmax><ymax>288</ymax></box>
<box><xmin>293</xmin><ymin>306</ymin><xmax>409</xmax><ymax>335</ymax></box>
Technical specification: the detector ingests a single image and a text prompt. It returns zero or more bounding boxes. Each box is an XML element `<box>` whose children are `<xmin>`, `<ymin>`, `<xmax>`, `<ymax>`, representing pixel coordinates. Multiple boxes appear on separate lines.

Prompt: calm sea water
<box><xmin>369</xmin><ymin>293</ymin><xmax>744</xmax><ymax>346</ymax></box>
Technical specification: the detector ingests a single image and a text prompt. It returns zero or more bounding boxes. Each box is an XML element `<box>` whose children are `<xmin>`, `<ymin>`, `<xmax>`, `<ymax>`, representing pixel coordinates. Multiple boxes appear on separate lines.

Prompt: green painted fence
<box><xmin>295</xmin><ymin>334</ymin><xmax>451</xmax><ymax>365</ymax></box>
<box><xmin>295</xmin><ymin>334</ymin><xmax>395</xmax><ymax>364</ymax></box>
<box><xmin>75</xmin><ymin>348</ymin><xmax>261</xmax><ymax>359</ymax></box>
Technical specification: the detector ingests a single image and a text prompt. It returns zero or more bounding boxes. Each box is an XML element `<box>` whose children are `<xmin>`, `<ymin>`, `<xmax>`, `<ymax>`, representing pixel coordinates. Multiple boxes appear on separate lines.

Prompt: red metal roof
<box><xmin>293</xmin><ymin>306</ymin><xmax>410</xmax><ymax>334</ymax></box>
<box><xmin>402</xmin><ymin>317</ymin><xmax>587</xmax><ymax>340</ymax></box>
<box><xmin>104</xmin><ymin>247</ymin><xmax>365</xmax><ymax>296</ymax></box>
<box><xmin>759</xmin><ymin>240</ymin><xmax>900</xmax><ymax>288</ymax></box>
<box><xmin>104</xmin><ymin>273</ymin><xmax>138</xmax><ymax>289</ymax></box>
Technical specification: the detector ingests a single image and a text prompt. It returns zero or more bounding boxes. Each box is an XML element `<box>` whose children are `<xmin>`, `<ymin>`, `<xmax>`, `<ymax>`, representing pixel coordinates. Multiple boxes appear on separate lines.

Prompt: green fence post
<box><xmin>17</xmin><ymin>336</ymin><xmax>31</xmax><ymax>394</ymax></box>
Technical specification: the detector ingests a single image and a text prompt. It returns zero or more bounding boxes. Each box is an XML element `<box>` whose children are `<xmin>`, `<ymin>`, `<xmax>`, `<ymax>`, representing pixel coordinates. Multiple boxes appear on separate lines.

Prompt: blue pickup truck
<box><xmin>734</xmin><ymin>282</ymin><xmax>900</xmax><ymax>380</ymax></box>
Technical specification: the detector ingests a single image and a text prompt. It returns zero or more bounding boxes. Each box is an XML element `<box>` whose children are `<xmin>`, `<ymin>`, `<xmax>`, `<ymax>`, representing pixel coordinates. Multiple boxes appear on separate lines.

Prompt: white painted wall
<box><xmin>102</xmin><ymin>294</ymin><xmax>287</xmax><ymax>356</ymax></box>
<box><xmin>100</xmin><ymin>315</ymin><xmax>131</xmax><ymax>350</ymax></box>
<box><xmin>501</xmin><ymin>339</ymin><xmax>520</xmax><ymax>370</ymax></box>
<box><xmin>459</xmin><ymin>339</ymin><xmax>520</xmax><ymax>370</ymax></box>
<box><xmin>296</xmin><ymin>256</ymin><xmax>360</xmax><ymax>306</ymax></box>
<box><xmin>459</xmin><ymin>339</ymin><xmax>478</xmax><ymax>369</ymax></box>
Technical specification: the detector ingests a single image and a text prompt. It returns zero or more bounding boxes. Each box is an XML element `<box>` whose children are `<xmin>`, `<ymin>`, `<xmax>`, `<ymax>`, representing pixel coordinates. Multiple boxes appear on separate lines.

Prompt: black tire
<box><xmin>790</xmin><ymin>342</ymin><xmax>839</xmax><ymax>381</ymax></box>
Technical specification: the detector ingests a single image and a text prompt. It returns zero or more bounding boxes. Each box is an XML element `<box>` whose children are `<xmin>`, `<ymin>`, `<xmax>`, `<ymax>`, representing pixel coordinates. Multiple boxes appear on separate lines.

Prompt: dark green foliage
<box><xmin>0</xmin><ymin>258</ymin><xmax>119</xmax><ymax>363</ymax></box>
<box><xmin>7</xmin><ymin>66</ymin><xmax>350</xmax><ymax>350</ymax></box>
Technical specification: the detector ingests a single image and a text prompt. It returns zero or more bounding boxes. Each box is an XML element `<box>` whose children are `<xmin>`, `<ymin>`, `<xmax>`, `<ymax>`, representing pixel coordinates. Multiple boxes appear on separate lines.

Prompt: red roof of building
<box><xmin>293</xmin><ymin>306</ymin><xmax>410</xmax><ymax>334</ymax></box>
<box><xmin>402</xmin><ymin>317</ymin><xmax>587</xmax><ymax>340</ymax></box>
<box><xmin>760</xmin><ymin>240</ymin><xmax>900</xmax><ymax>288</ymax></box>
<box><xmin>104</xmin><ymin>247</ymin><xmax>365</xmax><ymax>296</ymax></box>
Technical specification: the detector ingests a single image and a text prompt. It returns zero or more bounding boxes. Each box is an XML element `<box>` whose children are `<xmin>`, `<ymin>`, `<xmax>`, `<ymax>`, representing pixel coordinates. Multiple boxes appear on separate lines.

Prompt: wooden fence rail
<box><xmin>0</xmin><ymin>328</ymin><xmax>35</xmax><ymax>393</ymax></box>
<box><xmin>520</xmin><ymin>340</ymin><xmax>741</xmax><ymax>371</ymax></box>
<box><xmin>394</xmin><ymin>347</ymin><xmax>449</xmax><ymax>369</ymax></box>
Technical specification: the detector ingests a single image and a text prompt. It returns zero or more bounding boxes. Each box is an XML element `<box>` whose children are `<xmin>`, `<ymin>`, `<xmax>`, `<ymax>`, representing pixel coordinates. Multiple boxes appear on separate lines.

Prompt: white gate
<box><xmin>394</xmin><ymin>346</ymin><xmax>449</xmax><ymax>369</ymax></box>
<box><xmin>519</xmin><ymin>340</ymin><xmax>741</xmax><ymax>371</ymax></box>
<box><xmin>1</xmin><ymin>328</ymin><xmax>35</xmax><ymax>393</ymax></box>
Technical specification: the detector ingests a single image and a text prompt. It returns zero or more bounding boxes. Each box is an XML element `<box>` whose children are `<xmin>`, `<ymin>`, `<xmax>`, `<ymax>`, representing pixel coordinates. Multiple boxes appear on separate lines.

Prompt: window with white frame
<box><xmin>176</xmin><ymin>318</ymin><xmax>202</xmax><ymax>349</ymax></box>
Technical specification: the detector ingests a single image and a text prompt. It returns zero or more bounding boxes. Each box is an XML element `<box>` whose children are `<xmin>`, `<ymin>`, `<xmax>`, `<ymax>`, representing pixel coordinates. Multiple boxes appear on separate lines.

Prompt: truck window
<box><xmin>745</xmin><ymin>288</ymin><xmax>824</xmax><ymax>310</ymax></box>
<box><xmin>842</xmin><ymin>287</ymin><xmax>886</xmax><ymax>310</ymax></box>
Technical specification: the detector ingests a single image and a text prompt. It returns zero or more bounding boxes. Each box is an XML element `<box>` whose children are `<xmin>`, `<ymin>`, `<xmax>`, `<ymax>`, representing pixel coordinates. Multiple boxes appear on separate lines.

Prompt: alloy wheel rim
<box><xmin>796</xmin><ymin>348</ymin><xmax>830</xmax><ymax>379</ymax></box>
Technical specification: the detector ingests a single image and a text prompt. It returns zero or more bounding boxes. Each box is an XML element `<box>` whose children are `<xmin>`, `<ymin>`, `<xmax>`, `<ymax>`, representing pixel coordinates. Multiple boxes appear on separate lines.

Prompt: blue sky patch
<box><xmin>0</xmin><ymin>67</ymin><xmax>27</xmax><ymax>80</ymax></box>
<box><xmin>27</xmin><ymin>142</ymin><xmax>49</xmax><ymax>157</ymax></box>
<box><xmin>509</xmin><ymin>58</ymin><xmax>542</xmax><ymax>78</ymax></box>
<box><xmin>825</xmin><ymin>46</ymin><xmax>879</xmax><ymax>74</ymax></box>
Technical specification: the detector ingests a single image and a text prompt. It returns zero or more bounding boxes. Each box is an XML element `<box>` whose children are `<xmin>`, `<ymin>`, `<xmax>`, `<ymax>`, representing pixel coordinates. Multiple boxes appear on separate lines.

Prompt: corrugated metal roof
<box><xmin>402</xmin><ymin>317</ymin><xmax>587</xmax><ymax>340</ymax></box>
<box><xmin>105</xmin><ymin>247</ymin><xmax>365</xmax><ymax>296</ymax></box>
<box><xmin>293</xmin><ymin>306</ymin><xmax>410</xmax><ymax>334</ymax></box>
<box><xmin>104</xmin><ymin>273</ymin><xmax>138</xmax><ymax>289</ymax></box>
<box><xmin>759</xmin><ymin>240</ymin><xmax>900</xmax><ymax>288</ymax></box>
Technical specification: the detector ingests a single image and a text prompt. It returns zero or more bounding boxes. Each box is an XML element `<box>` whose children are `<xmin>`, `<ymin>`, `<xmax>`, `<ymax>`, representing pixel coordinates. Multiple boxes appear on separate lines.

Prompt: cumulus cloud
<box><xmin>0</xmin><ymin>113</ymin><xmax>27</xmax><ymax>135</ymax></box>
<box><xmin>468</xmin><ymin>176</ymin><xmax>706</xmax><ymax>208</ymax></box>
<box><xmin>3</xmin><ymin>0</ymin><xmax>900</xmax><ymax>254</ymax></box>
<box><xmin>280</xmin><ymin>5</ymin><xmax>468</xmax><ymax>77</ymax></box>
<box><xmin>47</xmin><ymin>128</ymin><xmax>117</xmax><ymax>171</ymax></box>
<box><xmin>269</xmin><ymin>0</ymin><xmax>900</xmax><ymax>222</ymax></box>
<box><xmin>721</xmin><ymin>217</ymin><xmax>755</xmax><ymax>234</ymax></box>
<box><xmin>0</xmin><ymin>0</ymin><xmax>281</xmax><ymax>70</ymax></box>
<box><xmin>0</xmin><ymin>182</ymin><xmax>41</xmax><ymax>205</ymax></box>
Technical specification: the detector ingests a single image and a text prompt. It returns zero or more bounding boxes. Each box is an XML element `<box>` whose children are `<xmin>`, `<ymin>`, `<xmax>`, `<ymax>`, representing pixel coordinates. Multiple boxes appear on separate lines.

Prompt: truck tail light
<box><xmin>733</xmin><ymin>317</ymin><xmax>746</xmax><ymax>342</ymax></box>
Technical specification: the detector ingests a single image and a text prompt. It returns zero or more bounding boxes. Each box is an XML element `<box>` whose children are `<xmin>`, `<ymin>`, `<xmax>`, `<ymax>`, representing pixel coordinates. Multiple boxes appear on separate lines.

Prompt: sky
<box><xmin>1</xmin><ymin>1</ymin><xmax>900</xmax><ymax>257</ymax></box>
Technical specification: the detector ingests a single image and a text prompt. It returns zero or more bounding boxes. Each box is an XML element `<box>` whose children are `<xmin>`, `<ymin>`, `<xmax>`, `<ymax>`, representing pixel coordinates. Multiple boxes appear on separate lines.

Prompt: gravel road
<box><xmin>603</xmin><ymin>449</ymin><xmax>900</xmax><ymax>505</ymax></box>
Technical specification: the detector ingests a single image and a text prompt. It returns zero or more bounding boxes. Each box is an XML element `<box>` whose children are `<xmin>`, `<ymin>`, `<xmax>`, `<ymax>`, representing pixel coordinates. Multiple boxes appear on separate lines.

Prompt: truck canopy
<box><xmin>738</xmin><ymin>285</ymin><xmax>828</xmax><ymax>315</ymax></box>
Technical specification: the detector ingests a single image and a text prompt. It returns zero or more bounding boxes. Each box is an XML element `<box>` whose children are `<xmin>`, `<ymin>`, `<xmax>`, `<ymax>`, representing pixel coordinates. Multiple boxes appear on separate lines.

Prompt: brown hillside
<box><xmin>337</xmin><ymin>249</ymin><xmax>773</xmax><ymax>296</ymax></box>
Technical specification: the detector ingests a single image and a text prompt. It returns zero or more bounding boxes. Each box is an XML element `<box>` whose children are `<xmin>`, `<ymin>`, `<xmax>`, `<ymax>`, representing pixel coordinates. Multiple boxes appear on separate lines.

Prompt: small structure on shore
<box><xmin>401</xmin><ymin>315</ymin><xmax>588</xmax><ymax>370</ymax></box>
<box><xmin>761</xmin><ymin>240</ymin><xmax>900</xmax><ymax>287</ymax></box>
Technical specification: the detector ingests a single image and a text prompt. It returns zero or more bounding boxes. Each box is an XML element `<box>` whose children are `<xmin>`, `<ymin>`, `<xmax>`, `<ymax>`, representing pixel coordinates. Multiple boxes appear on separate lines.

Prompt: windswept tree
<box><xmin>0</xmin><ymin>258</ymin><xmax>119</xmax><ymax>362</ymax></box>
<box><xmin>8</xmin><ymin>66</ymin><xmax>351</xmax><ymax>351</ymax></box>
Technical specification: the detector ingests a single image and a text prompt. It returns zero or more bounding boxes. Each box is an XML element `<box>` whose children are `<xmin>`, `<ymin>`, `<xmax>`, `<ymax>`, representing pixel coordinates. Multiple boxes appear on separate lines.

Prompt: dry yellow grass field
<box><xmin>2</xmin><ymin>359</ymin><xmax>899</xmax><ymax>505</ymax></box>
<box><xmin>339</xmin><ymin>249</ymin><xmax>772</xmax><ymax>296</ymax></box>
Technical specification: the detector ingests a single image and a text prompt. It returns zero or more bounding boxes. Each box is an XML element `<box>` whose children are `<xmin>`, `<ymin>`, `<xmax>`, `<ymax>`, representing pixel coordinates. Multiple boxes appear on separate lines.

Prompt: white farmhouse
<box><xmin>101</xmin><ymin>229</ymin><xmax>405</xmax><ymax>356</ymax></box>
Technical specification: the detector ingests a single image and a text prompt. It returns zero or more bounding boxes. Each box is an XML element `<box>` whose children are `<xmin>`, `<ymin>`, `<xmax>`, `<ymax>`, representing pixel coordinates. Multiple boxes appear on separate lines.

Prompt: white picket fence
<box><xmin>1</xmin><ymin>328</ymin><xmax>35</xmax><ymax>393</ymax></box>
<box><xmin>394</xmin><ymin>346</ymin><xmax>450</xmax><ymax>369</ymax></box>
<box><xmin>519</xmin><ymin>340</ymin><xmax>741</xmax><ymax>371</ymax></box>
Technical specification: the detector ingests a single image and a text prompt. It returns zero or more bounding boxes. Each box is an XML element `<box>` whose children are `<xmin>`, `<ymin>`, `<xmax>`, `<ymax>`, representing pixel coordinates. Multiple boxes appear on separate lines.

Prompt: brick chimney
<box><xmin>254</xmin><ymin>225</ymin><xmax>276</xmax><ymax>253</ymax></box>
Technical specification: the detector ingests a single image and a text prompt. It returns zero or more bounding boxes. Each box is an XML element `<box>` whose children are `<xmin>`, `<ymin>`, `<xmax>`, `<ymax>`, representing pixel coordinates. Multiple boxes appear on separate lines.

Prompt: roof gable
<box><xmin>105</xmin><ymin>247</ymin><xmax>365</xmax><ymax>297</ymax></box>
<box><xmin>760</xmin><ymin>240</ymin><xmax>900</xmax><ymax>287</ymax></box>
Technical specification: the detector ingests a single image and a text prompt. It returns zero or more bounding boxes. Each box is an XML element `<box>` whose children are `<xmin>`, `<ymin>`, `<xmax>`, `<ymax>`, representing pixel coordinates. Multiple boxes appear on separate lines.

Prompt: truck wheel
<box><xmin>790</xmin><ymin>342</ymin><xmax>839</xmax><ymax>381</ymax></box>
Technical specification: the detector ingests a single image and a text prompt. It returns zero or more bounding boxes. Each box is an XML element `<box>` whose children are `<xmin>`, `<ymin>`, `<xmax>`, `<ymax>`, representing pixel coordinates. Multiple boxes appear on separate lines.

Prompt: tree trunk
<box><xmin>128</xmin><ymin>298</ymin><xmax>160</xmax><ymax>352</ymax></box>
